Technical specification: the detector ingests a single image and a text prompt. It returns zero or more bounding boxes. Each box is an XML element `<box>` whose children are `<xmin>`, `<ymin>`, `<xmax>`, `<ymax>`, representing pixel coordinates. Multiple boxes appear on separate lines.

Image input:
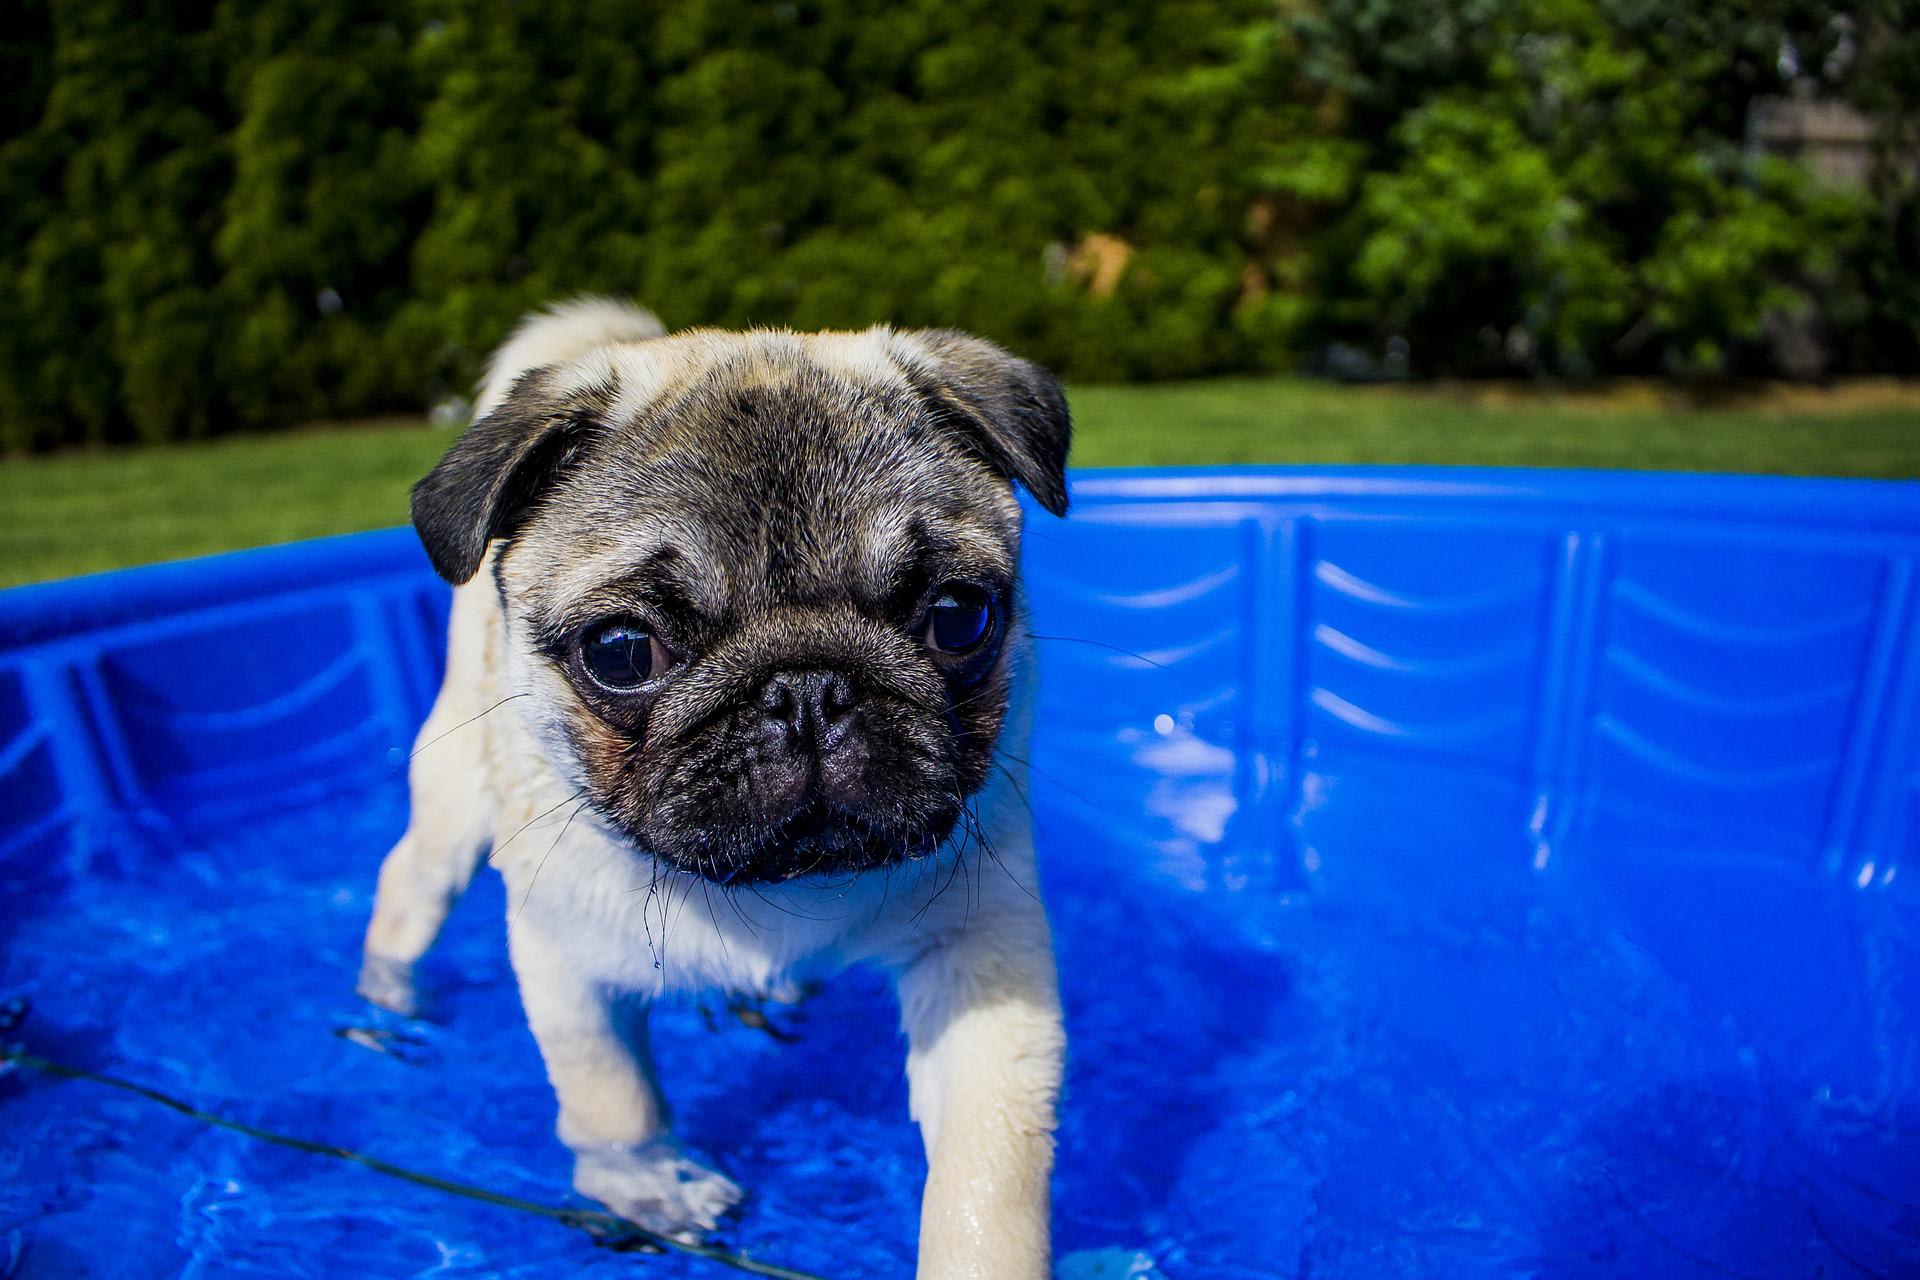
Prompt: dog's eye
<box><xmin>581</xmin><ymin>621</ymin><xmax>667</xmax><ymax>690</ymax></box>
<box><xmin>925</xmin><ymin>584</ymin><xmax>994</xmax><ymax>654</ymax></box>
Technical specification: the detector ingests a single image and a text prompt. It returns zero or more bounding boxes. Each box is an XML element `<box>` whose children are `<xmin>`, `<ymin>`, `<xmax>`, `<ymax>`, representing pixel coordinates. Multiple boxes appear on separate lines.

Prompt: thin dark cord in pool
<box><xmin>409</xmin><ymin>693</ymin><xmax>531</xmax><ymax>760</ymax></box>
<box><xmin>0</xmin><ymin>1047</ymin><xmax>832</xmax><ymax>1280</ymax></box>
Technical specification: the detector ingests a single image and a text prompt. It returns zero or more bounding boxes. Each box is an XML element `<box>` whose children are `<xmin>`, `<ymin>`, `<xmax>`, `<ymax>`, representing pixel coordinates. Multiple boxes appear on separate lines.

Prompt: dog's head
<box><xmin>412</xmin><ymin>321</ymin><xmax>1070</xmax><ymax>885</ymax></box>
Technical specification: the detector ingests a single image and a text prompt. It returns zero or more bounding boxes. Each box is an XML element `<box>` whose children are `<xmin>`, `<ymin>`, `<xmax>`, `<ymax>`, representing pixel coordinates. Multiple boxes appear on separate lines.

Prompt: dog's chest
<box><xmin>495</xmin><ymin>817</ymin><xmax>900</xmax><ymax>999</ymax></box>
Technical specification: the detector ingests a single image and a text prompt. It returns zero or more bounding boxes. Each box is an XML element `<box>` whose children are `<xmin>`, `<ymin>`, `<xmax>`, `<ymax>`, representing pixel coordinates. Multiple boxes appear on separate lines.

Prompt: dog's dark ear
<box><xmin>410</xmin><ymin>371</ymin><xmax>596</xmax><ymax>584</ymax></box>
<box><xmin>891</xmin><ymin>330</ymin><xmax>1072</xmax><ymax>516</ymax></box>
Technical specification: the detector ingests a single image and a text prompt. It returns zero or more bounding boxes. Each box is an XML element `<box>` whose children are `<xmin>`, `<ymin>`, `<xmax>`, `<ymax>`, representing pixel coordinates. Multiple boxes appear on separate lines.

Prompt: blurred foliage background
<box><xmin>2</xmin><ymin>0</ymin><xmax>1918</xmax><ymax>453</ymax></box>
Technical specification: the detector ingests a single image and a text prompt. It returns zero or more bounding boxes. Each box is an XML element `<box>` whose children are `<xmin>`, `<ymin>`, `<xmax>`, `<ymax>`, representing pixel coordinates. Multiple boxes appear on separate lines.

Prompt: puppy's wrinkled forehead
<box><xmin>520</xmin><ymin>340</ymin><xmax>1021</xmax><ymax>615</ymax></box>
<box><xmin>409</xmin><ymin>322</ymin><xmax>1070</xmax><ymax>597</ymax></box>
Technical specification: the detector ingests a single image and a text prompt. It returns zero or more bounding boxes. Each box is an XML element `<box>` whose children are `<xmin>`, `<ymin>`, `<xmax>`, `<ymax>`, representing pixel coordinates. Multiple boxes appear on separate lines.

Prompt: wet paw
<box><xmin>355</xmin><ymin>953</ymin><xmax>423</xmax><ymax>1018</ymax></box>
<box><xmin>573</xmin><ymin>1139</ymin><xmax>745</xmax><ymax>1240</ymax></box>
<box><xmin>332</xmin><ymin>1024</ymin><xmax>431</xmax><ymax>1063</ymax></box>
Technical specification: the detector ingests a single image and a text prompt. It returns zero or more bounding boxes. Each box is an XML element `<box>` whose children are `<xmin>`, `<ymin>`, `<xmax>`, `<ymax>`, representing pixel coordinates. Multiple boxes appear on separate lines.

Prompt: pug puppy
<box><xmin>357</xmin><ymin>299</ymin><xmax>1068</xmax><ymax>1279</ymax></box>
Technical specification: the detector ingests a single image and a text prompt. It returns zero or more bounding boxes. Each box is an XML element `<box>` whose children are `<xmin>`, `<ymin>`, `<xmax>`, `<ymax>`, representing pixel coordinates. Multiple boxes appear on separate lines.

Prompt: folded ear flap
<box><xmin>890</xmin><ymin>329</ymin><xmax>1072</xmax><ymax>516</ymax></box>
<box><xmin>410</xmin><ymin>370</ymin><xmax>597</xmax><ymax>584</ymax></box>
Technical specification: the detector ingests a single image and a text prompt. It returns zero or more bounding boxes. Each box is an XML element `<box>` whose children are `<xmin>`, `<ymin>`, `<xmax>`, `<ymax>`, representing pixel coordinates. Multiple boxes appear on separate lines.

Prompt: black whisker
<box><xmin>745</xmin><ymin>884</ymin><xmax>826</xmax><ymax>921</ymax></box>
<box><xmin>700</xmin><ymin>878</ymin><xmax>734</xmax><ymax>965</ymax></box>
<box><xmin>905</xmin><ymin>843</ymin><xmax>936</xmax><ymax>933</ymax></box>
<box><xmin>509</xmin><ymin>797</ymin><xmax>587</xmax><ymax>932</ymax></box>
<box><xmin>958</xmin><ymin>810</ymin><xmax>978</xmax><ymax>932</ymax></box>
<box><xmin>989</xmin><ymin>758</ymin><xmax>1036</xmax><ymax>818</ymax></box>
<box><xmin>947</xmin><ymin>683</ymin><xmax>1009</xmax><ymax>716</ymax></box>
<box><xmin>719</xmin><ymin>881</ymin><xmax>764</xmax><ymax>939</ymax></box>
<box><xmin>487</xmin><ymin>788</ymin><xmax>587</xmax><ymax>868</ymax></box>
<box><xmin>994</xmin><ymin>745</ymin><xmax>1099</xmax><ymax>814</ymax></box>
<box><xmin>970</xmin><ymin>786</ymin><xmax>1044</xmax><ymax>906</ymax></box>
<box><xmin>1022</xmin><ymin>630</ymin><xmax>1172</xmax><ymax>671</ymax></box>
<box><xmin>409</xmin><ymin>693</ymin><xmax>531</xmax><ymax>760</ymax></box>
<box><xmin>642</xmin><ymin>856</ymin><xmax>665</xmax><ymax>975</ymax></box>
<box><xmin>659</xmin><ymin>873</ymin><xmax>693</xmax><ymax>976</ymax></box>
<box><xmin>909</xmin><ymin>832</ymin><xmax>971</xmax><ymax>930</ymax></box>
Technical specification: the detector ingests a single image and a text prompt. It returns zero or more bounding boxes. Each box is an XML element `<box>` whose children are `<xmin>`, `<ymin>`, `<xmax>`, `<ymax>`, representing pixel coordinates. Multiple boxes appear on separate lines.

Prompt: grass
<box><xmin>1066</xmin><ymin>376</ymin><xmax>1920</xmax><ymax>472</ymax></box>
<box><xmin>2</xmin><ymin>376</ymin><xmax>1916</xmax><ymax>587</ymax></box>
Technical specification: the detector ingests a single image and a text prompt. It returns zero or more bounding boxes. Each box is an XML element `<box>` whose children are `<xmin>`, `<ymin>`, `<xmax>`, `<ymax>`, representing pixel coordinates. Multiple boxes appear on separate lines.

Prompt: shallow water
<box><xmin>4</xmin><ymin>719</ymin><xmax>1915</xmax><ymax>1279</ymax></box>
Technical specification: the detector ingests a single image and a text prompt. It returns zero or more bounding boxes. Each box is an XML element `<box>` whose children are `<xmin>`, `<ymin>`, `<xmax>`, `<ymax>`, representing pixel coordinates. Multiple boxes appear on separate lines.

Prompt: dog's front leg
<box><xmin>508</xmin><ymin>921</ymin><xmax>743</xmax><ymax>1237</ymax></box>
<box><xmin>898</xmin><ymin>916</ymin><xmax>1064</xmax><ymax>1280</ymax></box>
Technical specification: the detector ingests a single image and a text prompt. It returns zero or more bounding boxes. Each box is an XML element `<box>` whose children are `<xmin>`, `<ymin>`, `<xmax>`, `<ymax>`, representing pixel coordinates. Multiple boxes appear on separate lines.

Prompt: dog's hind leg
<box><xmin>359</xmin><ymin>586</ymin><xmax>498</xmax><ymax>1016</ymax></box>
<box><xmin>358</xmin><ymin>759</ymin><xmax>489</xmax><ymax>1015</ymax></box>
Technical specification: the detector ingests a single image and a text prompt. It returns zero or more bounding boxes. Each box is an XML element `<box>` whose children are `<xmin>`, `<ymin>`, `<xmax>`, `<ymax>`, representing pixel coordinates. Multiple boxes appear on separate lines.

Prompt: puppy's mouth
<box><xmin>756</xmin><ymin>799</ymin><xmax>955</xmax><ymax>884</ymax></box>
<box><xmin>775</xmin><ymin>801</ymin><xmax>838</xmax><ymax>848</ymax></box>
<box><xmin>648</xmin><ymin>800</ymin><xmax>956</xmax><ymax>886</ymax></box>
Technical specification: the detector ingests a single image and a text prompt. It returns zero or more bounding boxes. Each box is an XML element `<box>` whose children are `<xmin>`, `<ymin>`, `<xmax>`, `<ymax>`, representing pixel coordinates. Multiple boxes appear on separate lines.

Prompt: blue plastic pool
<box><xmin>3</xmin><ymin>466</ymin><xmax>1918</xmax><ymax>1279</ymax></box>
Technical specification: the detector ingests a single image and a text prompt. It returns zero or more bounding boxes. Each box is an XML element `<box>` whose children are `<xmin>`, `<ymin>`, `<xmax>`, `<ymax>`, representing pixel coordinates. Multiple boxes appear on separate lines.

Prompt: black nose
<box><xmin>759</xmin><ymin>669</ymin><xmax>858</xmax><ymax>754</ymax></box>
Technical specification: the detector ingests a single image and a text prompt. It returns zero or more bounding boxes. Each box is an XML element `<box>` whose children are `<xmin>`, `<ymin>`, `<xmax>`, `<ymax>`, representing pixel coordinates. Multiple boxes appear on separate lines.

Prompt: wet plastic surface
<box><xmin>3</xmin><ymin>466</ymin><xmax>1918</xmax><ymax>1279</ymax></box>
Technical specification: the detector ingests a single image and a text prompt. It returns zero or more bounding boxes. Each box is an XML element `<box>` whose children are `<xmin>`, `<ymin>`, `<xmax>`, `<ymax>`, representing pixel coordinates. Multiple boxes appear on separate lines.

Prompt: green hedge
<box><xmin>3</xmin><ymin>0</ymin><xmax>1916</xmax><ymax>450</ymax></box>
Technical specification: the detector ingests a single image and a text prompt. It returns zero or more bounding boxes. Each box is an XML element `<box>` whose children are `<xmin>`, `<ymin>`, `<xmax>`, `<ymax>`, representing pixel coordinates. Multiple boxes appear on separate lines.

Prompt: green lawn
<box><xmin>3</xmin><ymin>377</ymin><xmax>1916</xmax><ymax>587</ymax></box>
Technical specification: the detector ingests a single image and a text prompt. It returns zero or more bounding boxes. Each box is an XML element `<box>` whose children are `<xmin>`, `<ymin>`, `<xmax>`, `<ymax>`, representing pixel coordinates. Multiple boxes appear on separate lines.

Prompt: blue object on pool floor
<box><xmin>3</xmin><ymin>466</ymin><xmax>1918</xmax><ymax>1279</ymax></box>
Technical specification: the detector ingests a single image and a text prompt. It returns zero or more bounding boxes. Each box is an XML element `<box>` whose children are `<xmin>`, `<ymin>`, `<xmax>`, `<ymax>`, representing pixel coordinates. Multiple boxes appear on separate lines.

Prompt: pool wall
<box><xmin>4</xmin><ymin>466</ymin><xmax>1918</xmax><ymax>1278</ymax></box>
<box><xmin>7</xmin><ymin>467</ymin><xmax>1915</xmax><ymax>885</ymax></box>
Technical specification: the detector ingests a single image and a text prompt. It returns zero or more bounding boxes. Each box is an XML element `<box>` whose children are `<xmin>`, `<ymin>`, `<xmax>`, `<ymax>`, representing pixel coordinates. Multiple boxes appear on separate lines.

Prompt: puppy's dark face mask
<box><xmin>410</xmin><ymin>329</ymin><xmax>1071</xmax><ymax>885</ymax></box>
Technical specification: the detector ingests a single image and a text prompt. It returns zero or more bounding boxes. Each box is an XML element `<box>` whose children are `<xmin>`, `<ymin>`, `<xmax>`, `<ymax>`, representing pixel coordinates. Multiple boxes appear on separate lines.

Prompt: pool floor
<box><xmin>3</xmin><ymin>744</ymin><xmax>1917</xmax><ymax>1279</ymax></box>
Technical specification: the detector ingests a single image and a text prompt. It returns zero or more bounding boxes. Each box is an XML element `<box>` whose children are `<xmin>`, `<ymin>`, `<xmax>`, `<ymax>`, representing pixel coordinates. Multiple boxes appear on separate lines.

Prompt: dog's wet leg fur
<box><xmin>359</xmin><ymin>582</ymin><xmax>498</xmax><ymax>1017</ymax></box>
<box><xmin>894</xmin><ymin>695</ymin><xmax>1062</xmax><ymax>1280</ymax></box>
<box><xmin>899</xmin><ymin>920</ymin><xmax>1062</xmax><ymax>1277</ymax></box>
<box><xmin>510</xmin><ymin>921</ymin><xmax>744</xmax><ymax>1237</ymax></box>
